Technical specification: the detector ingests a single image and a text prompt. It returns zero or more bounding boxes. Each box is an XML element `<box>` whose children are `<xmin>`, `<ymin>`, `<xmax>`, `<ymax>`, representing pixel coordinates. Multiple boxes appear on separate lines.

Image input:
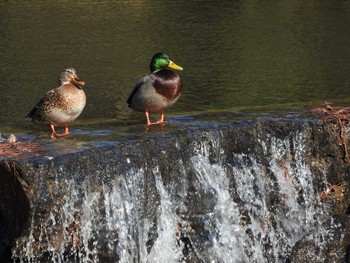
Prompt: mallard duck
<box><xmin>26</xmin><ymin>67</ymin><xmax>86</xmax><ymax>138</ymax></box>
<box><xmin>127</xmin><ymin>52</ymin><xmax>183</xmax><ymax>125</ymax></box>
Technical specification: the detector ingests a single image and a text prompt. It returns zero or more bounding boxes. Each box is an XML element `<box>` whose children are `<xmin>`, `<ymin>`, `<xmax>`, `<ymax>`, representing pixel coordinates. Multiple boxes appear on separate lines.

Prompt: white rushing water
<box><xmin>13</xmin><ymin>130</ymin><xmax>330</xmax><ymax>262</ymax></box>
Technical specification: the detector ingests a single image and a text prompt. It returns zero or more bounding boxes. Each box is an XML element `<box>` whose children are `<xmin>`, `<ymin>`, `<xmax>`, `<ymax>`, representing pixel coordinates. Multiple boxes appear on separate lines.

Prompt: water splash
<box><xmin>12</xmin><ymin>128</ymin><xmax>331</xmax><ymax>262</ymax></box>
<box><xmin>177</xmin><ymin>130</ymin><xmax>326</xmax><ymax>262</ymax></box>
<box><xmin>146</xmin><ymin>168</ymin><xmax>183</xmax><ymax>263</ymax></box>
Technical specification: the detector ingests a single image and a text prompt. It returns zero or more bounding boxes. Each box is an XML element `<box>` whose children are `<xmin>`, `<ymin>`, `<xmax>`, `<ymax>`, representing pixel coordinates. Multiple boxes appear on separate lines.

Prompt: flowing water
<box><xmin>1</xmin><ymin>1</ymin><xmax>350</xmax><ymax>133</ymax></box>
<box><xmin>12</xmin><ymin>125</ymin><xmax>333</xmax><ymax>262</ymax></box>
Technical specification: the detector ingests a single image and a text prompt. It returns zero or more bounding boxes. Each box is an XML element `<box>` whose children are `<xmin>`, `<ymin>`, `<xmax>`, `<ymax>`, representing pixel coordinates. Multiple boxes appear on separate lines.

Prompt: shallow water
<box><xmin>1</xmin><ymin>1</ymin><xmax>350</xmax><ymax>134</ymax></box>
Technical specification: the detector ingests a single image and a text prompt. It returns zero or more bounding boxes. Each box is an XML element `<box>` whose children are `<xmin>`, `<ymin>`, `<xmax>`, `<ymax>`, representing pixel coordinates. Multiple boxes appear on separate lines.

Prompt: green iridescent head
<box><xmin>150</xmin><ymin>52</ymin><xmax>183</xmax><ymax>72</ymax></box>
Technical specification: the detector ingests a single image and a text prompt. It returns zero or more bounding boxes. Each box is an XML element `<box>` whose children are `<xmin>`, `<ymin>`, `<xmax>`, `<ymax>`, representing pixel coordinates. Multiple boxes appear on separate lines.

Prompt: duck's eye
<box><xmin>65</xmin><ymin>70</ymin><xmax>73</xmax><ymax>74</ymax></box>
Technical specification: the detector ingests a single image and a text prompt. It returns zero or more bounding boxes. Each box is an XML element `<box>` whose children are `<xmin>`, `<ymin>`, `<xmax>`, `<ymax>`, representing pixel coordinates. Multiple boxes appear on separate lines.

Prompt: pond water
<box><xmin>1</xmin><ymin>0</ymin><xmax>350</xmax><ymax>134</ymax></box>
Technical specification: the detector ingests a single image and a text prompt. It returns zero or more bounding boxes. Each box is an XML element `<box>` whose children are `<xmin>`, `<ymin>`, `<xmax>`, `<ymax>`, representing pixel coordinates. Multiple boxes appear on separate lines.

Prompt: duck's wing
<box><xmin>127</xmin><ymin>75</ymin><xmax>152</xmax><ymax>106</ymax></box>
<box><xmin>25</xmin><ymin>89</ymin><xmax>59</xmax><ymax>120</ymax></box>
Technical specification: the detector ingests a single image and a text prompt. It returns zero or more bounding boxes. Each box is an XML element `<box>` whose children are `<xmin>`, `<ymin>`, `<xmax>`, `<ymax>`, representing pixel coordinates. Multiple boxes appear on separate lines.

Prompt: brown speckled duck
<box><xmin>26</xmin><ymin>67</ymin><xmax>86</xmax><ymax>138</ymax></box>
<box><xmin>127</xmin><ymin>52</ymin><xmax>183</xmax><ymax>125</ymax></box>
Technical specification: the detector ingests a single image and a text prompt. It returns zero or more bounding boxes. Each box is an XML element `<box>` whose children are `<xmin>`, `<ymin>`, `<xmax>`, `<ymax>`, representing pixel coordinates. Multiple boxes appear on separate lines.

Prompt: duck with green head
<box><xmin>127</xmin><ymin>52</ymin><xmax>183</xmax><ymax>125</ymax></box>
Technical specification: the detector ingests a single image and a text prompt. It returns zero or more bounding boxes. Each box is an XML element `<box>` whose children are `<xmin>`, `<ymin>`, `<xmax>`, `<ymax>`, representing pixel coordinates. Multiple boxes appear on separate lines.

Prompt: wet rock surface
<box><xmin>0</xmin><ymin>162</ymin><xmax>30</xmax><ymax>262</ymax></box>
<box><xmin>287</xmin><ymin>214</ymin><xmax>350</xmax><ymax>263</ymax></box>
<box><xmin>1</xmin><ymin>114</ymin><xmax>350</xmax><ymax>262</ymax></box>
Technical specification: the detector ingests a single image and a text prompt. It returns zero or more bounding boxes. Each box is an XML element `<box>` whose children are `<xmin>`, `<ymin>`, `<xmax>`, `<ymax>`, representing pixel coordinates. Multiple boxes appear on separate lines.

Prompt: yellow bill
<box><xmin>168</xmin><ymin>60</ymin><xmax>183</xmax><ymax>71</ymax></box>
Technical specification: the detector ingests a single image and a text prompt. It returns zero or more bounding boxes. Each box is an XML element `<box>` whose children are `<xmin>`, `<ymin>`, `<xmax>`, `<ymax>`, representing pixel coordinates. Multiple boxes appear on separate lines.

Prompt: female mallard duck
<box><xmin>26</xmin><ymin>67</ymin><xmax>86</xmax><ymax>138</ymax></box>
<box><xmin>127</xmin><ymin>52</ymin><xmax>183</xmax><ymax>125</ymax></box>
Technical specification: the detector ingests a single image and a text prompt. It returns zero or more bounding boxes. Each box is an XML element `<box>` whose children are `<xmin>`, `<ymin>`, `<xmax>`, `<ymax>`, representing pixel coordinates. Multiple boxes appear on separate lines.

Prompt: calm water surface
<box><xmin>1</xmin><ymin>1</ymin><xmax>350</xmax><ymax>134</ymax></box>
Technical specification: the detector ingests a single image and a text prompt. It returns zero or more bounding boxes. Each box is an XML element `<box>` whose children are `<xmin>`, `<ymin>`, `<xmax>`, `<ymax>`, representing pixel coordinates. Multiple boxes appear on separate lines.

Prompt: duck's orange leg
<box><xmin>145</xmin><ymin>111</ymin><xmax>152</xmax><ymax>125</ymax></box>
<box><xmin>63</xmin><ymin>126</ymin><xmax>69</xmax><ymax>135</ymax></box>
<box><xmin>159</xmin><ymin>112</ymin><xmax>165</xmax><ymax>123</ymax></box>
<box><xmin>154</xmin><ymin>112</ymin><xmax>165</xmax><ymax>124</ymax></box>
<box><xmin>50</xmin><ymin>124</ymin><xmax>57</xmax><ymax>134</ymax></box>
<box><xmin>145</xmin><ymin>111</ymin><xmax>165</xmax><ymax>125</ymax></box>
<box><xmin>50</xmin><ymin>124</ymin><xmax>57</xmax><ymax>139</ymax></box>
<box><xmin>55</xmin><ymin>126</ymin><xmax>70</xmax><ymax>137</ymax></box>
<box><xmin>50</xmin><ymin>124</ymin><xmax>70</xmax><ymax>138</ymax></box>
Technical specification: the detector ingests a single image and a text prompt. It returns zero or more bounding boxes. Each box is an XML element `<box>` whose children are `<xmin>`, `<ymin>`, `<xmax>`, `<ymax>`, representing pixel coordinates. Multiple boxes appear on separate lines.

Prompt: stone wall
<box><xmin>1</xmin><ymin>116</ymin><xmax>350</xmax><ymax>262</ymax></box>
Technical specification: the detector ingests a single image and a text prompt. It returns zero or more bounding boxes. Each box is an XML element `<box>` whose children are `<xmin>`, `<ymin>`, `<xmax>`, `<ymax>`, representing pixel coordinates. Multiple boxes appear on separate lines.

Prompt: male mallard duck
<box><xmin>127</xmin><ymin>52</ymin><xmax>183</xmax><ymax>125</ymax></box>
<box><xmin>26</xmin><ymin>67</ymin><xmax>86</xmax><ymax>138</ymax></box>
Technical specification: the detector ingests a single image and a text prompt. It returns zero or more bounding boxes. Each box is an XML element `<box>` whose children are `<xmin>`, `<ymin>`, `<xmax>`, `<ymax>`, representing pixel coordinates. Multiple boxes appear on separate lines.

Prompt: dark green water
<box><xmin>1</xmin><ymin>0</ymin><xmax>350</xmax><ymax>134</ymax></box>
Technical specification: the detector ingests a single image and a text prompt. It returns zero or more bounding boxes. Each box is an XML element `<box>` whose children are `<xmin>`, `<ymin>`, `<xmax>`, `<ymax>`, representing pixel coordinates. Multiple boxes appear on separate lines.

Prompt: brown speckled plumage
<box><xmin>26</xmin><ymin>68</ymin><xmax>86</xmax><ymax>138</ymax></box>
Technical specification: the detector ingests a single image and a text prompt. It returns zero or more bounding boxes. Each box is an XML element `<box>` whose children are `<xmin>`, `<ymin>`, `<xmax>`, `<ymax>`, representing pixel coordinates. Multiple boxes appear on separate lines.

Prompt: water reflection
<box><xmin>1</xmin><ymin>1</ymin><xmax>350</xmax><ymax>133</ymax></box>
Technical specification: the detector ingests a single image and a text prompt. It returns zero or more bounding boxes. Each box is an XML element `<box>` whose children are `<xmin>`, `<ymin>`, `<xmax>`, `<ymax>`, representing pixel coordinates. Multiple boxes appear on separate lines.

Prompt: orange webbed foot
<box><xmin>145</xmin><ymin>111</ymin><xmax>165</xmax><ymax>125</ymax></box>
<box><xmin>50</xmin><ymin>124</ymin><xmax>70</xmax><ymax>138</ymax></box>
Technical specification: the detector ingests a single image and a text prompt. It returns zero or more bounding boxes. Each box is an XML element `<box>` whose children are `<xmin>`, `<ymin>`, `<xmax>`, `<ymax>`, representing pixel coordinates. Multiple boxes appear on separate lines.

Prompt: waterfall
<box><xmin>11</xmin><ymin>121</ymin><xmax>334</xmax><ymax>262</ymax></box>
